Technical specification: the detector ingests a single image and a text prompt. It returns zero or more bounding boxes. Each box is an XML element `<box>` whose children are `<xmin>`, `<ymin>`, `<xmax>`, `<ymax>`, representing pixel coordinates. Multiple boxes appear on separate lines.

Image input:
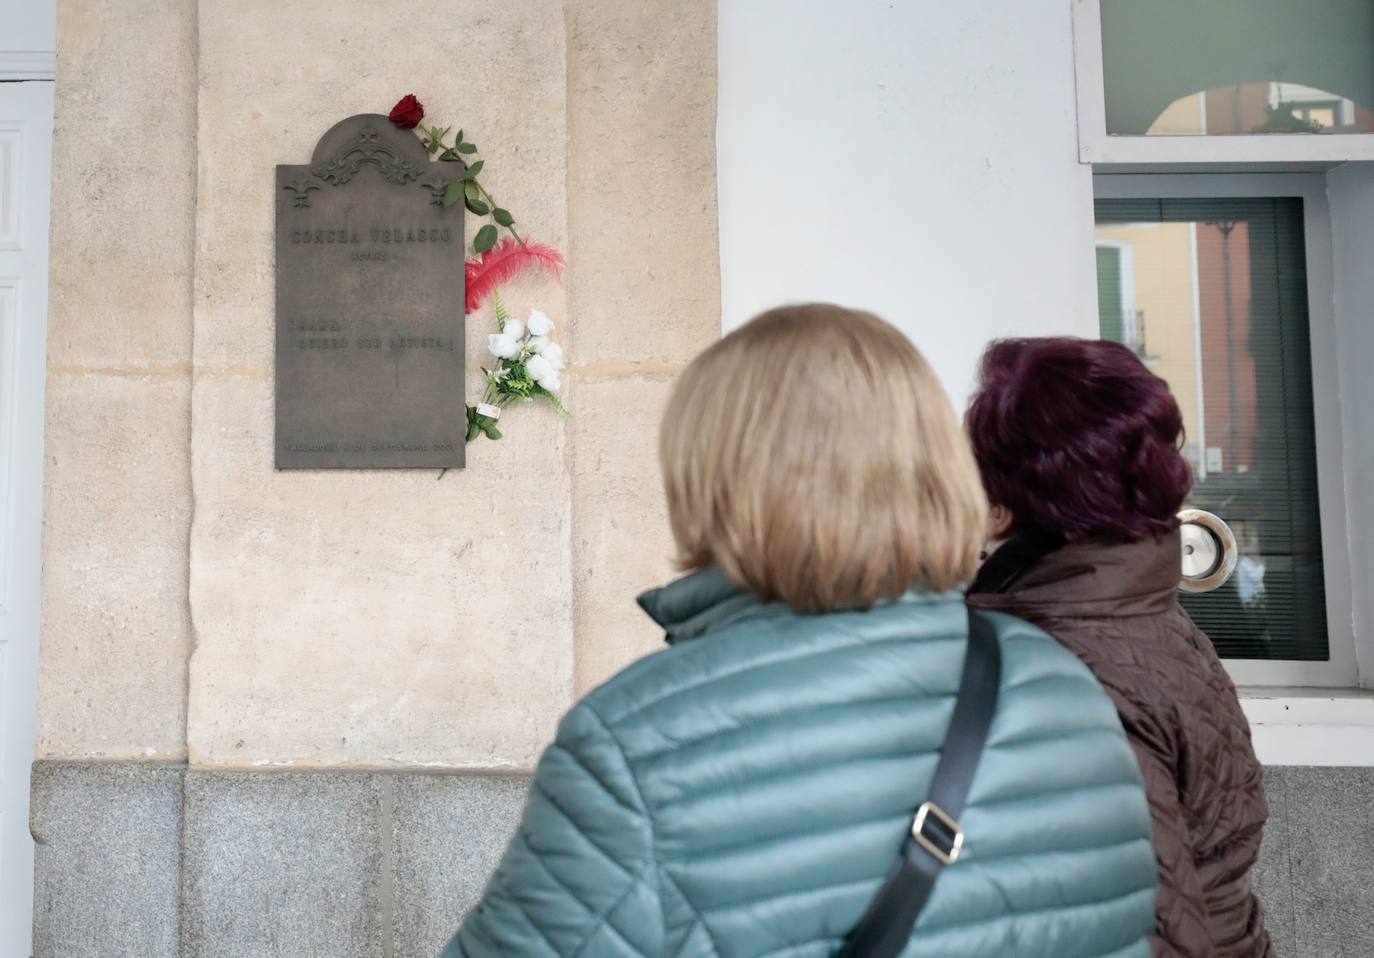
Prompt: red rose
<box><xmin>388</xmin><ymin>94</ymin><xmax>424</xmax><ymax>129</ymax></box>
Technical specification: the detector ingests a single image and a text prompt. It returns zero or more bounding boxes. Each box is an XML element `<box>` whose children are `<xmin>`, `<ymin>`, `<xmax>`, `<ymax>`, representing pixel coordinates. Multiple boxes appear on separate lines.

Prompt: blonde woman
<box><xmin>446</xmin><ymin>305</ymin><xmax>1157</xmax><ymax>957</ymax></box>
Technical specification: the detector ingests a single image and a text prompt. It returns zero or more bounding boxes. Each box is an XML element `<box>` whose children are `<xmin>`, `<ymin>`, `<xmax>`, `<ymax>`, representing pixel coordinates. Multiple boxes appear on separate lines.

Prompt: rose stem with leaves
<box><xmin>418</xmin><ymin>124</ymin><xmax>523</xmax><ymax>253</ymax></box>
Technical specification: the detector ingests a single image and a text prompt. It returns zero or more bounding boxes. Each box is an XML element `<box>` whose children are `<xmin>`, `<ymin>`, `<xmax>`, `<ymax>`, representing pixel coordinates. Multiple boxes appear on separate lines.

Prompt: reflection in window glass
<box><xmin>1095</xmin><ymin>198</ymin><xmax>1327</xmax><ymax>661</ymax></box>
<box><xmin>1102</xmin><ymin>0</ymin><xmax>1374</xmax><ymax>136</ymax></box>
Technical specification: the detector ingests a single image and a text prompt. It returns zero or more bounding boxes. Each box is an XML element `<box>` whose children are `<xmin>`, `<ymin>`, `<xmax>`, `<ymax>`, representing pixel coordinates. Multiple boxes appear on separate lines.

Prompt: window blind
<box><xmin>1095</xmin><ymin>197</ymin><xmax>1328</xmax><ymax>661</ymax></box>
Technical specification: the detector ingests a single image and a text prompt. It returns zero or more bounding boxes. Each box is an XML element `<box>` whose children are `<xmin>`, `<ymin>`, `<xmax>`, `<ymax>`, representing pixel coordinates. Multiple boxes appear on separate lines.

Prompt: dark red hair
<box><xmin>965</xmin><ymin>337</ymin><xmax>1191</xmax><ymax>542</ymax></box>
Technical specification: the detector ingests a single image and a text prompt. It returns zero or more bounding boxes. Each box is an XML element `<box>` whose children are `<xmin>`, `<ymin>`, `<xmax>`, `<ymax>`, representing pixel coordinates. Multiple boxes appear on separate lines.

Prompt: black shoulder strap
<box><xmin>837</xmin><ymin>608</ymin><xmax>1003</xmax><ymax>958</ymax></box>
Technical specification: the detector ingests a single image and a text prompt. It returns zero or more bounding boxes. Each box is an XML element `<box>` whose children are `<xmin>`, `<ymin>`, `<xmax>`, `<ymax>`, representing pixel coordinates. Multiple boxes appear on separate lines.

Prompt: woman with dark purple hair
<box><xmin>965</xmin><ymin>337</ymin><xmax>1272</xmax><ymax>958</ymax></box>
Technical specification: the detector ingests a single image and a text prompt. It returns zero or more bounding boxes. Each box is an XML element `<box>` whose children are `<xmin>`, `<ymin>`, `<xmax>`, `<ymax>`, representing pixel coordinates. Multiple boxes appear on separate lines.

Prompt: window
<box><xmin>1094</xmin><ymin>176</ymin><xmax>1356</xmax><ymax>687</ymax></box>
<box><xmin>1100</xmin><ymin>0</ymin><xmax>1374</xmax><ymax>137</ymax></box>
<box><xmin>1073</xmin><ymin>1</ymin><xmax>1374</xmax><ymax>165</ymax></box>
<box><xmin>1074</xmin><ymin>0</ymin><xmax>1372</xmax><ymax>702</ymax></box>
<box><xmin>1094</xmin><ymin>240</ymin><xmax>1143</xmax><ymax>354</ymax></box>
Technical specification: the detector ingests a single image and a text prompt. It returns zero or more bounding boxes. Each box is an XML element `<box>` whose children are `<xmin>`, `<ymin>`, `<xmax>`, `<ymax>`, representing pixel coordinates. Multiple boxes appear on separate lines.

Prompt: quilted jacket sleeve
<box><xmin>1127</xmin><ymin>731</ymin><xmax>1214</xmax><ymax>958</ymax></box>
<box><xmin>1047</xmin><ymin>623</ymin><xmax>1214</xmax><ymax>958</ymax></box>
<box><xmin>444</xmin><ymin>702</ymin><xmax>662</xmax><ymax>958</ymax></box>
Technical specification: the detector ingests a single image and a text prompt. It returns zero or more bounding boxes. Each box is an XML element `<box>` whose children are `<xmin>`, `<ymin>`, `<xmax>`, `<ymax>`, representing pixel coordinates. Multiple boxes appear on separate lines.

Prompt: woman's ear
<box><xmin>987</xmin><ymin>504</ymin><xmax>1014</xmax><ymax>541</ymax></box>
<box><xmin>979</xmin><ymin>505</ymin><xmax>1015</xmax><ymax>561</ymax></box>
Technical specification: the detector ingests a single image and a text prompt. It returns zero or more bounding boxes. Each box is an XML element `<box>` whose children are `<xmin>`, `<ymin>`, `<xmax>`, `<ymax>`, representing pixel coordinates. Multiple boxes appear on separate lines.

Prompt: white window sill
<box><xmin>1240</xmin><ymin>688</ymin><xmax>1374</xmax><ymax>766</ymax></box>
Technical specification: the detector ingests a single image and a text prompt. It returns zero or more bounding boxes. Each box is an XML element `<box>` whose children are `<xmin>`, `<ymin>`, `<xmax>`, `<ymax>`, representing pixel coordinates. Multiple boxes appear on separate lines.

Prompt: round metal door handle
<box><xmin>1178</xmin><ymin>508</ymin><xmax>1238</xmax><ymax>593</ymax></box>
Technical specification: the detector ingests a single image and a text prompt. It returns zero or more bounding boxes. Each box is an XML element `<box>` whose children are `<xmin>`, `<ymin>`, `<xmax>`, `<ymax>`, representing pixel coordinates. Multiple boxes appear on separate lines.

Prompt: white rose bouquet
<box><xmin>467</xmin><ymin>293</ymin><xmax>569</xmax><ymax>442</ymax></box>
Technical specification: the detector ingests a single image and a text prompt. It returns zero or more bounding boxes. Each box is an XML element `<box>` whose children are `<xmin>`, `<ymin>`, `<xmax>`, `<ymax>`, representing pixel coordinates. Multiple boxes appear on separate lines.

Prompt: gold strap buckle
<box><xmin>911</xmin><ymin>801</ymin><xmax>964</xmax><ymax>865</ymax></box>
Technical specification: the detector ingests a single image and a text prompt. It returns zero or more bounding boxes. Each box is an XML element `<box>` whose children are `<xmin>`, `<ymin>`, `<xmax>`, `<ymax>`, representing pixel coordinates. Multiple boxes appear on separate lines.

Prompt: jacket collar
<box><xmin>638</xmin><ymin>566</ymin><xmax>966</xmax><ymax>645</ymax></box>
<box><xmin>637</xmin><ymin>567</ymin><xmax>771</xmax><ymax>645</ymax></box>
<box><xmin>968</xmin><ymin>529</ymin><xmax>1183</xmax><ymax>618</ymax></box>
<box><xmin>968</xmin><ymin>527</ymin><xmax>1067</xmax><ymax>595</ymax></box>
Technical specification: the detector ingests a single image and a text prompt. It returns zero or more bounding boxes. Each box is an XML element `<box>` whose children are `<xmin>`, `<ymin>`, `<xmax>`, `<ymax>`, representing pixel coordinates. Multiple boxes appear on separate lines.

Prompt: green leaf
<box><xmin>443</xmin><ymin>181</ymin><xmax>464</xmax><ymax>208</ymax></box>
<box><xmin>454</xmin><ymin>129</ymin><xmax>464</xmax><ymax>145</ymax></box>
<box><xmin>463</xmin><ymin>159</ymin><xmax>485</xmax><ymax>180</ymax></box>
<box><xmin>465</xmin><ymin>197</ymin><xmax>491</xmax><ymax>216</ymax></box>
<box><xmin>463</xmin><ymin>180</ymin><xmax>481</xmax><ymax>204</ymax></box>
<box><xmin>474</xmin><ymin>224</ymin><xmax>498</xmax><ymax>254</ymax></box>
<box><xmin>455</xmin><ymin>142</ymin><xmax>477</xmax><ymax>154</ymax></box>
<box><xmin>535</xmin><ymin>385</ymin><xmax>572</xmax><ymax>417</ymax></box>
<box><xmin>439</xmin><ymin>148</ymin><xmax>461</xmax><ymax>162</ymax></box>
<box><xmin>492</xmin><ymin>208</ymin><xmax>514</xmax><ymax>227</ymax></box>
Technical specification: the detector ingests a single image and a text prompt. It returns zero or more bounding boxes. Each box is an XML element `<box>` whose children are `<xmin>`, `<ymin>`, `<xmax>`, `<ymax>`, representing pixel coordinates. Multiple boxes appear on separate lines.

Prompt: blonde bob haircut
<box><xmin>660</xmin><ymin>303</ymin><xmax>988</xmax><ymax>613</ymax></box>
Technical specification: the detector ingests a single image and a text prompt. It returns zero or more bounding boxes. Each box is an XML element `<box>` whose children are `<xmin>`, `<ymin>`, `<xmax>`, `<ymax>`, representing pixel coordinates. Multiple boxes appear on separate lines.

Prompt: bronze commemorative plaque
<box><xmin>275</xmin><ymin>114</ymin><xmax>465</xmax><ymax>469</ymax></box>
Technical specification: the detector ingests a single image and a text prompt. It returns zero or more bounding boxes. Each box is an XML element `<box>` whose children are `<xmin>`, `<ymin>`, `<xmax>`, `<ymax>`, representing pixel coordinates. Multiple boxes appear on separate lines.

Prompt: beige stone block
<box><xmin>48</xmin><ymin>0</ymin><xmax>196</xmax><ymax>368</ymax></box>
<box><xmin>37</xmin><ymin>374</ymin><xmax>192</xmax><ymax>759</ymax></box>
<box><xmin>566</xmin><ymin>0</ymin><xmax>721</xmax><ymax>364</ymax></box>
<box><xmin>186</xmin><ymin>377</ymin><xmax>572</xmax><ymax>768</ymax></box>
<box><xmin>186</xmin><ymin>292</ymin><xmax>574</xmax><ymax>770</ymax></box>
<box><xmin>567</xmin><ymin>0</ymin><xmax>720</xmax><ymax>694</ymax></box>
<box><xmin>39</xmin><ymin>0</ymin><xmax>197</xmax><ymax>759</ymax></box>
<box><xmin>187</xmin><ymin>0</ymin><xmax>575</xmax><ymax>768</ymax></box>
<box><xmin>570</xmin><ymin>376</ymin><xmax>680</xmax><ymax>696</ymax></box>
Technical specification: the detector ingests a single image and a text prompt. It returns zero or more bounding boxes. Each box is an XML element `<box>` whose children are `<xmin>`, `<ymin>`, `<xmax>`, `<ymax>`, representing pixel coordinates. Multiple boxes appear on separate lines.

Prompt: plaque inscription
<box><xmin>275</xmin><ymin>114</ymin><xmax>465</xmax><ymax>469</ymax></box>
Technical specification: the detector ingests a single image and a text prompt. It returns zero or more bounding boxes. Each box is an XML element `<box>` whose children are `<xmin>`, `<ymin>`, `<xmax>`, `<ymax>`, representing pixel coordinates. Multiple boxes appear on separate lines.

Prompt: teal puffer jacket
<box><xmin>447</xmin><ymin>569</ymin><xmax>1158</xmax><ymax>957</ymax></box>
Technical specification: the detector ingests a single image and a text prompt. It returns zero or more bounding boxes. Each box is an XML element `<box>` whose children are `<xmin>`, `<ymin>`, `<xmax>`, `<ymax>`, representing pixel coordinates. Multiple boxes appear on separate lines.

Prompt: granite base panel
<box><xmin>29</xmin><ymin>763</ymin><xmax>528</xmax><ymax>958</ymax></box>
<box><xmin>30</xmin><ymin>762</ymin><xmax>185</xmax><ymax>958</ymax></box>
<box><xmin>28</xmin><ymin>762</ymin><xmax>1374</xmax><ymax>957</ymax></box>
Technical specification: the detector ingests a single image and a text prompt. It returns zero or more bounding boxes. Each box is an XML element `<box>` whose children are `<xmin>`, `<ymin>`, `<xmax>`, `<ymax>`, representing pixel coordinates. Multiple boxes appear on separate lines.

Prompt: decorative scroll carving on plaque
<box><xmin>311</xmin><ymin>124</ymin><xmax>424</xmax><ymax>186</ymax></box>
<box><xmin>275</xmin><ymin>114</ymin><xmax>465</xmax><ymax>470</ymax></box>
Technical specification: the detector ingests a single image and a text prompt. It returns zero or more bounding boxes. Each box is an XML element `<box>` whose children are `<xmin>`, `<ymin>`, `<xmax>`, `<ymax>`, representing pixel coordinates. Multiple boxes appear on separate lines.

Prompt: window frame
<box><xmin>1071</xmin><ymin>0</ymin><xmax>1374</xmax><ymax>166</ymax></box>
<box><xmin>1092</xmin><ymin>238</ymin><xmax>1138</xmax><ymax>348</ymax></box>
<box><xmin>1093</xmin><ymin>173</ymin><xmax>1358</xmax><ymax>688</ymax></box>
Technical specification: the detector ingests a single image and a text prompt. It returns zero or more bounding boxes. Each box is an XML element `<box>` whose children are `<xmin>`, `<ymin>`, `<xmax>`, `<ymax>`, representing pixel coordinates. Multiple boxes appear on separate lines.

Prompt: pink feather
<box><xmin>465</xmin><ymin>239</ymin><xmax>565</xmax><ymax>314</ymax></box>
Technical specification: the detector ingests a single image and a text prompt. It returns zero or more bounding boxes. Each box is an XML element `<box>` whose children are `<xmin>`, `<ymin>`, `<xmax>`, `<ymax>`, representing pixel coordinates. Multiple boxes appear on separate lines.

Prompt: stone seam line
<box><xmin>47</xmin><ymin>361</ymin><xmax>673</xmax><ymax>383</ymax></box>
<box><xmin>179</xmin><ymin>2</ymin><xmax>202</xmax><ymax>953</ymax></box>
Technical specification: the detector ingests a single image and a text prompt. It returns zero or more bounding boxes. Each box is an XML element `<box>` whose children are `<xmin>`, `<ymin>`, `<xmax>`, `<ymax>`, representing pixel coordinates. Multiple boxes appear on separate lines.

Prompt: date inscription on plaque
<box><xmin>275</xmin><ymin>114</ymin><xmax>465</xmax><ymax>469</ymax></box>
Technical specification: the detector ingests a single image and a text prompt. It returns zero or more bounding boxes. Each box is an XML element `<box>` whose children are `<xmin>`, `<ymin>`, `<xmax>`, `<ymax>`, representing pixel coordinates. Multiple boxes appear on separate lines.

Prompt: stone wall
<box><xmin>40</xmin><ymin>0</ymin><xmax>718</xmax><ymax>772</ymax></box>
<box><xmin>35</xmin><ymin>0</ymin><xmax>718</xmax><ymax>950</ymax></box>
<box><xmin>185</xmin><ymin>0</ymin><xmax>577</xmax><ymax>770</ymax></box>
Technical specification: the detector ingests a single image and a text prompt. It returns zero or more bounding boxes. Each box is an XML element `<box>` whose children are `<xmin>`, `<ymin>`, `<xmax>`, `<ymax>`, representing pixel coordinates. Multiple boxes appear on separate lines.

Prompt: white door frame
<box><xmin>0</xmin><ymin>78</ymin><xmax>53</xmax><ymax>957</ymax></box>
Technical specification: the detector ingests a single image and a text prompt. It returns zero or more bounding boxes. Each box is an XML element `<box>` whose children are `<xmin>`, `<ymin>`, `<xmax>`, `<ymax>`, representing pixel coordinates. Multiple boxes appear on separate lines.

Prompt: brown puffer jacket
<box><xmin>968</xmin><ymin>529</ymin><xmax>1272</xmax><ymax>958</ymax></box>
